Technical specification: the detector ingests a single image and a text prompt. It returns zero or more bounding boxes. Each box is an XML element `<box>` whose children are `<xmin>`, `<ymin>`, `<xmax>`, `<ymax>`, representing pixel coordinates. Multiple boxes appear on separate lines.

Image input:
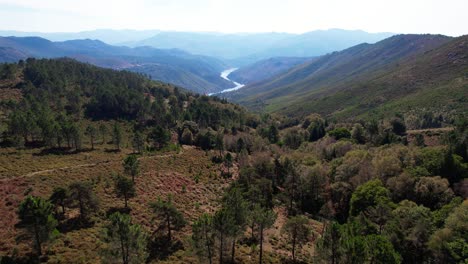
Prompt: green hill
<box><xmin>228</xmin><ymin>34</ymin><xmax>467</xmax><ymax>120</ymax></box>
<box><xmin>0</xmin><ymin>36</ymin><xmax>232</xmax><ymax>94</ymax></box>
<box><xmin>228</xmin><ymin>57</ymin><xmax>310</xmax><ymax>85</ymax></box>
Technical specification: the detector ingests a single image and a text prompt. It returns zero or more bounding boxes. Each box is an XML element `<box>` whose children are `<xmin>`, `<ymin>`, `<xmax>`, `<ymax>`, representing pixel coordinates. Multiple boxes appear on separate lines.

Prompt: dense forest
<box><xmin>0</xmin><ymin>59</ymin><xmax>466</xmax><ymax>264</ymax></box>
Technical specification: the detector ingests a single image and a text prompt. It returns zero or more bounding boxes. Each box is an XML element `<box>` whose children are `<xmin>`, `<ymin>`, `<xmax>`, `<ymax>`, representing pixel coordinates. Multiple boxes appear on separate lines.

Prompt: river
<box><xmin>209</xmin><ymin>68</ymin><xmax>245</xmax><ymax>95</ymax></box>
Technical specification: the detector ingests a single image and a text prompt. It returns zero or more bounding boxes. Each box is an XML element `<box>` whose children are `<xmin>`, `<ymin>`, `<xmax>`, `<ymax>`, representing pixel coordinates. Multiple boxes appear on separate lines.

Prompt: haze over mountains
<box><xmin>0</xmin><ymin>28</ymin><xmax>393</xmax><ymax>63</ymax></box>
<box><xmin>126</xmin><ymin>29</ymin><xmax>394</xmax><ymax>63</ymax></box>
<box><xmin>0</xmin><ymin>28</ymin><xmax>395</xmax><ymax>94</ymax></box>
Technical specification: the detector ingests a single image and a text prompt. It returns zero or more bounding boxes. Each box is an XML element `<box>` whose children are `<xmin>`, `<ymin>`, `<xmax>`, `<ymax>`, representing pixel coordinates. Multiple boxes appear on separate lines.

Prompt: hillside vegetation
<box><xmin>229</xmin><ymin>34</ymin><xmax>467</xmax><ymax>123</ymax></box>
<box><xmin>0</xmin><ymin>37</ymin><xmax>232</xmax><ymax>93</ymax></box>
<box><xmin>229</xmin><ymin>57</ymin><xmax>311</xmax><ymax>85</ymax></box>
<box><xmin>0</xmin><ymin>55</ymin><xmax>466</xmax><ymax>264</ymax></box>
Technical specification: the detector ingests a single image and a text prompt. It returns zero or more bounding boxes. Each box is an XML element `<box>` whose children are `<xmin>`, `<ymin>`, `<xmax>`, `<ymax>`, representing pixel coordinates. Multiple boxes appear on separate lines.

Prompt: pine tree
<box><xmin>114</xmin><ymin>174</ymin><xmax>136</xmax><ymax>208</ymax></box>
<box><xmin>85</xmin><ymin>124</ymin><xmax>97</xmax><ymax>150</ymax></box>
<box><xmin>222</xmin><ymin>187</ymin><xmax>247</xmax><ymax>262</ymax></box>
<box><xmin>192</xmin><ymin>213</ymin><xmax>216</xmax><ymax>264</ymax></box>
<box><xmin>251</xmin><ymin>205</ymin><xmax>276</xmax><ymax>264</ymax></box>
<box><xmin>123</xmin><ymin>155</ymin><xmax>140</xmax><ymax>183</ymax></box>
<box><xmin>68</xmin><ymin>182</ymin><xmax>99</xmax><ymax>222</ymax></box>
<box><xmin>99</xmin><ymin>124</ymin><xmax>108</xmax><ymax>145</ymax></box>
<box><xmin>49</xmin><ymin>187</ymin><xmax>69</xmax><ymax>216</ymax></box>
<box><xmin>213</xmin><ymin>209</ymin><xmax>236</xmax><ymax>264</ymax></box>
<box><xmin>282</xmin><ymin>215</ymin><xmax>310</xmax><ymax>262</ymax></box>
<box><xmin>132</xmin><ymin>131</ymin><xmax>145</xmax><ymax>153</ymax></box>
<box><xmin>150</xmin><ymin>197</ymin><xmax>186</xmax><ymax>241</ymax></box>
<box><xmin>112</xmin><ymin>122</ymin><xmax>123</xmax><ymax>150</ymax></box>
<box><xmin>102</xmin><ymin>212</ymin><xmax>148</xmax><ymax>264</ymax></box>
<box><xmin>18</xmin><ymin>196</ymin><xmax>58</xmax><ymax>256</ymax></box>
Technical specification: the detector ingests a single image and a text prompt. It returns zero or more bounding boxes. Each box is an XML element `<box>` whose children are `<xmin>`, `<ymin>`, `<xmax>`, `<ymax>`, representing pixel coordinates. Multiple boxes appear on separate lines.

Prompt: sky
<box><xmin>0</xmin><ymin>0</ymin><xmax>467</xmax><ymax>36</ymax></box>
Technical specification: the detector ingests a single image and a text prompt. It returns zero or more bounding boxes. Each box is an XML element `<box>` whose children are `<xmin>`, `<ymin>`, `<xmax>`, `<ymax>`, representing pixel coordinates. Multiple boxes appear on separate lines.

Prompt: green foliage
<box><xmin>99</xmin><ymin>124</ymin><xmax>108</xmax><ymax>144</ymax></box>
<box><xmin>17</xmin><ymin>196</ymin><xmax>58</xmax><ymax>256</ymax></box>
<box><xmin>0</xmin><ymin>63</ymin><xmax>18</xmax><ymax>79</ymax></box>
<box><xmin>68</xmin><ymin>182</ymin><xmax>99</xmax><ymax>222</ymax></box>
<box><xmin>349</xmin><ymin>179</ymin><xmax>392</xmax><ymax>216</ymax></box>
<box><xmin>267</xmin><ymin>125</ymin><xmax>279</xmax><ymax>143</ymax></box>
<box><xmin>366</xmin><ymin>234</ymin><xmax>401</xmax><ymax>264</ymax></box>
<box><xmin>123</xmin><ymin>155</ymin><xmax>140</xmax><ymax>182</ymax></box>
<box><xmin>148</xmin><ymin>126</ymin><xmax>171</xmax><ymax>150</ymax></box>
<box><xmin>390</xmin><ymin>118</ymin><xmax>406</xmax><ymax>136</ymax></box>
<box><xmin>283</xmin><ymin>128</ymin><xmax>307</xmax><ymax>149</ymax></box>
<box><xmin>212</xmin><ymin>208</ymin><xmax>236</xmax><ymax>264</ymax></box>
<box><xmin>432</xmin><ymin>197</ymin><xmax>463</xmax><ymax>228</ymax></box>
<box><xmin>112</xmin><ymin>122</ymin><xmax>123</xmax><ymax>150</ymax></box>
<box><xmin>418</xmin><ymin>147</ymin><xmax>446</xmax><ymax>175</ymax></box>
<box><xmin>2</xmin><ymin>58</ymin><xmax>252</xmax><ymax>153</ymax></box>
<box><xmin>282</xmin><ymin>215</ymin><xmax>310</xmax><ymax>261</ymax></box>
<box><xmin>180</xmin><ymin>128</ymin><xmax>194</xmax><ymax>145</ymax></box>
<box><xmin>101</xmin><ymin>212</ymin><xmax>148</xmax><ymax>264</ymax></box>
<box><xmin>351</xmin><ymin>123</ymin><xmax>366</xmax><ymax>144</ymax></box>
<box><xmin>150</xmin><ymin>197</ymin><xmax>186</xmax><ymax>241</ymax></box>
<box><xmin>250</xmin><ymin>205</ymin><xmax>276</xmax><ymax>264</ymax></box>
<box><xmin>192</xmin><ymin>213</ymin><xmax>215</xmax><ymax>264</ymax></box>
<box><xmin>85</xmin><ymin>125</ymin><xmax>97</xmax><ymax>149</ymax></box>
<box><xmin>113</xmin><ymin>174</ymin><xmax>136</xmax><ymax>208</ymax></box>
<box><xmin>49</xmin><ymin>187</ymin><xmax>69</xmax><ymax>216</ymax></box>
<box><xmin>386</xmin><ymin>200</ymin><xmax>433</xmax><ymax>263</ymax></box>
<box><xmin>131</xmin><ymin>131</ymin><xmax>145</xmax><ymax>153</ymax></box>
<box><xmin>316</xmin><ymin>221</ymin><xmax>401</xmax><ymax>264</ymax></box>
<box><xmin>305</xmin><ymin>115</ymin><xmax>326</xmax><ymax>142</ymax></box>
<box><xmin>328</xmin><ymin>127</ymin><xmax>351</xmax><ymax>140</ymax></box>
<box><xmin>236</xmin><ymin>35</ymin><xmax>466</xmax><ymax>122</ymax></box>
<box><xmin>429</xmin><ymin>200</ymin><xmax>468</xmax><ymax>264</ymax></box>
<box><xmin>414</xmin><ymin>176</ymin><xmax>454</xmax><ymax>210</ymax></box>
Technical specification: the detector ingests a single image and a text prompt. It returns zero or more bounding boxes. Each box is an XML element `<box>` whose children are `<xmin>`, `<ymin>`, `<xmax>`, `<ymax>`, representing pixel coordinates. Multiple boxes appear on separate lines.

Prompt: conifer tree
<box><xmin>114</xmin><ymin>174</ymin><xmax>136</xmax><ymax>208</ymax></box>
<box><xmin>18</xmin><ymin>196</ymin><xmax>58</xmax><ymax>256</ymax></box>
<box><xmin>150</xmin><ymin>197</ymin><xmax>186</xmax><ymax>241</ymax></box>
<box><xmin>102</xmin><ymin>212</ymin><xmax>148</xmax><ymax>264</ymax></box>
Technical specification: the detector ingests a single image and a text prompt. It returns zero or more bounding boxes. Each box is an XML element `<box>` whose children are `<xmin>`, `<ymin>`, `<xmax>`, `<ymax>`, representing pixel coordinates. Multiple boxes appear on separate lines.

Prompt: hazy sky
<box><xmin>0</xmin><ymin>0</ymin><xmax>466</xmax><ymax>36</ymax></box>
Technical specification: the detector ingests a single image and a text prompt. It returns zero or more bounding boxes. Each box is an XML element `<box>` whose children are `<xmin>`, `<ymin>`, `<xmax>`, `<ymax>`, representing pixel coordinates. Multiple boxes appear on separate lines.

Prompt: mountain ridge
<box><xmin>0</xmin><ymin>36</ymin><xmax>232</xmax><ymax>93</ymax></box>
<box><xmin>227</xmin><ymin>34</ymin><xmax>466</xmax><ymax>120</ymax></box>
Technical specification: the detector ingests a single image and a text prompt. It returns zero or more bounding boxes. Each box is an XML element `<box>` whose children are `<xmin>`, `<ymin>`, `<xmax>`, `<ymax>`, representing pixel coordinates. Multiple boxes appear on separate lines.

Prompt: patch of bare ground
<box><xmin>407</xmin><ymin>127</ymin><xmax>454</xmax><ymax>146</ymax></box>
<box><xmin>0</xmin><ymin>177</ymin><xmax>28</xmax><ymax>252</ymax></box>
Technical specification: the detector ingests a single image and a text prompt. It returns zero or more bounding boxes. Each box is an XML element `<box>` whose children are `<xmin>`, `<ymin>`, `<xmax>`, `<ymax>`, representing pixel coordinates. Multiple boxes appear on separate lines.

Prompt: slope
<box><xmin>228</xmin><ymin>34</ymin><xmax>467</xmax><ymax>119</ymax></box>
<box><xmin>228</xmin><ymin>57</ymin><xmax>311</xmax><ymax>85</ymax></box>
<box><xmin>131</xmin><ymin>29</ymin><xmax>393</xmax><ymax>63</ymax></box>
<box><xmin>0</xmin><ymin>36</ymin><xmax>232</xmax><ymax>93</ymax></box>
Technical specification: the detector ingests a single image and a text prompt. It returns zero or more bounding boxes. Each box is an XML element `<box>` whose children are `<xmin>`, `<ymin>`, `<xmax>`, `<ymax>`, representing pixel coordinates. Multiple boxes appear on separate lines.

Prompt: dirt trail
<box><xmin>18</xmin><ymin>151</ymin><xmax>184</xmax><ymax>178</ymax></box>
<box><xmin>23</xmin><ymin>160</ymin><xmax>113</xmax><ymax>177</ymax></box>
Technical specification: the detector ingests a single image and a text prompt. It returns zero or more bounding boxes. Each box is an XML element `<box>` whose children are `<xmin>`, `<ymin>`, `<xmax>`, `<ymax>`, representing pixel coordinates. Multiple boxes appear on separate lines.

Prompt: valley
<box><xmin>0</xmin><ymin>16</ymin><xmax>467</xmax><ymax>264</ymax></box>
<box><xmin>210</xmin><ymin>68</ymin><xmax>245</xmax><ymax>95</ymax></box>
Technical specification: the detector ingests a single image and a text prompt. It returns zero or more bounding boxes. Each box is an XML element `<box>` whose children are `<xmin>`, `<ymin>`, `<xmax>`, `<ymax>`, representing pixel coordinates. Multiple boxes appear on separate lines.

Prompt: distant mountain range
<box><xmin>0</xmin><ymin>36</ymin><xmax>232</xmax><ymax>93</ymax></box>
<box><xmin>0</xmin><ymin>29</ymin><xmax>161</xmax><ymax>45</ymax></box>
<box><xmin>0</xmin><ymin>29</ymin><xmax>397</xmax><ymax>93</ymax></box>
<box><xmin>128</xmin><ymin>29</ymin><xmax>394</xmax><ymax>64</ymax></box>
<box><xmin>1</xmin><ymin>29</ymin><xmax>394</xmax><ymax>65</ymax></box>
<box><xmin>226</xmin><ymin>34</ymin><xmax>468</xmax><ymax>119</ymax></box>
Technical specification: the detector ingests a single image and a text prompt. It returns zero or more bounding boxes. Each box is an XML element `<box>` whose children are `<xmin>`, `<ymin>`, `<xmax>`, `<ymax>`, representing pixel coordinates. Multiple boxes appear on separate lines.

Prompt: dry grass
<box><xmin>0</xmin><ymin>144</ymin><xmax>323</xmax><ymax>263</ymax></box>
<box><xmin>0</xmin><ymin>145</ymin><xmax>232</xmax><ymax>263</ymax></box>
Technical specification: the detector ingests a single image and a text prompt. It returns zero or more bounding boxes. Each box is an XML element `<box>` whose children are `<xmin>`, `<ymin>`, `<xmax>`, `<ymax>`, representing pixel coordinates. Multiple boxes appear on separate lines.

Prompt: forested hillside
<box><xmin>0</xmin><ymin>36</ymin><xmax>232</xmax><ymax>93</ymax></box>
<box><xmin>229</xmin><ymin>34</ymin><xmax>467</xmax><ymax>123</ymax></box>
<box><xmin>0</xmin><ymin>58</ymin><xmax>466</xmax><ymax>264</ymax></box>
<box><xmin>229</xmin><ymin>57</ymin><xmax>311</xmax><ymax>85</ymax></box>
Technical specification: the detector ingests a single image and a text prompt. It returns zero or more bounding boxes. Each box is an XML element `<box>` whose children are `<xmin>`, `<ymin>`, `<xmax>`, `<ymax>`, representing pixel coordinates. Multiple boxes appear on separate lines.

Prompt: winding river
<box><xmin>210</xmin><ymin>68</ymin><xmax>245</xmax><ymax>95</ymax></box>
